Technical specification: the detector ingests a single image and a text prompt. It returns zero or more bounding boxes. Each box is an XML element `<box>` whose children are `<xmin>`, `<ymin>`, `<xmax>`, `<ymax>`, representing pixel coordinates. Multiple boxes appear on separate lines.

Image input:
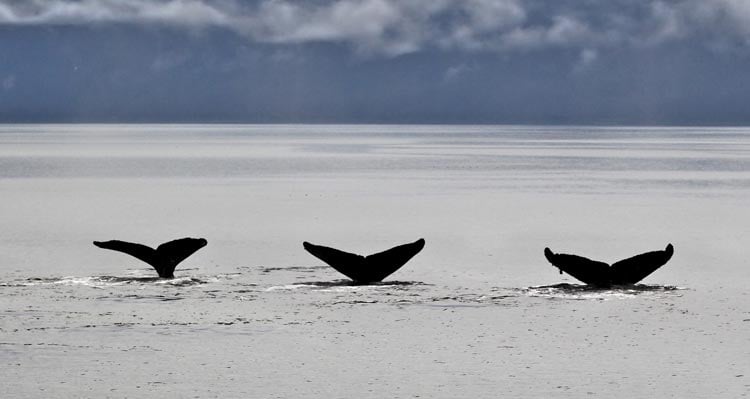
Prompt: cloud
<box><xmin>0</xmin><ymin>0</ymin><xmax>749</xmax><ymax>56</ymax></box>
<box><xmin>2</xmin><ymin>75</ymin><xmax>15</xmax><ymax>90</ymax></box>
<box><xmin>572</xmin><ymin>48</ymin><xmax>598</xmax><ymax>74</ymax></box>
<box><xmin>151</xmin><ymin>51</ymin><xmax>191</xmax><ymax>71</ymax></box>
<box><xmin>0</xmin><ymin>0</ymin><xmax>228</xmax><ymax>26</ymax></box>
<box><xmin>579</xmin><ymin>48</ymin><xmax>598</xmax><ymax>65</ymax></box>
<box><xmin>443</xmin><ymin>63</ymin><xmax>477</xmax><ymax>82</ymax></box>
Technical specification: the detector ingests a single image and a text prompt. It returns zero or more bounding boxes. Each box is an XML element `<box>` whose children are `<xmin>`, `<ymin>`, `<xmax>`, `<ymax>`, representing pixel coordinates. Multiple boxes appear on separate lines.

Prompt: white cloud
<box><xmin>649</xmin><ymin>1</ymin><xmax>686</xmax><ymax>43</ymax></box>
<box><xmin>0</xmin><ymin>0</ymin><xmax>749</xmax><ymax>56</ymax></box>
<box><xmin>0</xmin><ymin>0</ymin><xmax>228</xmax><ymax>25</ymax></box>
<box><xmin>571</xmin><ymin>48</ymin><xmax>598</xmax><ymax>74</ymax></box>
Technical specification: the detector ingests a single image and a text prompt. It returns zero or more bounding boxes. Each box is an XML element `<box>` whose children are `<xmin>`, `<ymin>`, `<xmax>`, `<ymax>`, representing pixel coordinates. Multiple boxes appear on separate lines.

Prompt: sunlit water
<box><xmin>0</xmin><ymin>125</ymin><xmax>748</xmax><ymax>397</ymax></box>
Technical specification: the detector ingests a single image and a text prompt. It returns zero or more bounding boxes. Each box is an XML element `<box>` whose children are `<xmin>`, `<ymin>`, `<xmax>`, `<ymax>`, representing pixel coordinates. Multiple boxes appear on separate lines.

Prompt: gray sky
<box><xmin>1</xmin><ymin>0</ymin><xmax>749</xmax><ymax>124</ymax></box>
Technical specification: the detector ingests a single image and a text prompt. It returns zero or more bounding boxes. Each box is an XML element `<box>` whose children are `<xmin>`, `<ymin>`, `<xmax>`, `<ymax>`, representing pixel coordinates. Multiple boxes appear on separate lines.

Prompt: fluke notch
<box><xmin>93</xmin><ymin>237</ymin><xmax>208</xmax><ymax>278</ymax></box>
<box><xmin>303</xmin><ymin>238</ymin><xmax>425</xmax><ymax>283</ymax></box>
<box><xmin>544</xmin><ymin>244</ymin><xmax>674</xmax><ymax>287</ymax></box>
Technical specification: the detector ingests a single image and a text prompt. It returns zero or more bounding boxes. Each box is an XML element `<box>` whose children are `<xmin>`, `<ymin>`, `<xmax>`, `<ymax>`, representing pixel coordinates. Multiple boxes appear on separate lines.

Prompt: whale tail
<box><xmin>609</xmin><ymin>243</ymin><xmax>674</xmax><ymax>285</ymax></box>
<box><xmin>543</xmin><ymin>247</ymin><xmax>611</xmax><ymax>287</ymax></box>
<box><xmin>544</xmin><ymin>244</ymin><xmax>674</xmax><ymax>287</ymax></box>
<box><xmin>94</xmin><ymin>237</ymin><xmax>207</xmax><ymax>278</ymax></box>
<box><xmin>303</xmin><ymin>238</ymin><xmax>425</xmax><ymax>283</ymax></box>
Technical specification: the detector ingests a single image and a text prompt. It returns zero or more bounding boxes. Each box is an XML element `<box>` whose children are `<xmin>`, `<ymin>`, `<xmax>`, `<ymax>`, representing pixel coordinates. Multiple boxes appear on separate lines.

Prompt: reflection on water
<box><xmin>259</xmin><ymin>265</ymin><xmax>329</xmax><ymax>274</ymax></box>
<box><xmin>8</xmin><ymin>276</ymin><xmax>208</xmax><ymax>287</ymax></box>
<box><xmin>1</xmin><ymin>269</ymin><xmax>519</xmax><ymax>308</ymax></box>
<box><xmin>523</xmin><ymin>283</ymin><xmax>685</xmax><ymax>300</ymax></box>
<box><xmin>266</xmin><ymin>280</ymin><xmax>424</xmax><ymax>290</ymax></box>
<box><xmin>0</xmin><ymin>271</ymin><xmax>688</xmax><ymax>306</ymax></box>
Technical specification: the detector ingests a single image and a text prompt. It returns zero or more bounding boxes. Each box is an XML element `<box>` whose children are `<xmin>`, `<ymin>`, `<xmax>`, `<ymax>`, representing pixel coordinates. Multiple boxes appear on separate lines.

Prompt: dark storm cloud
<box><xmin>1</xmin><ymin>0</ymin><xmax>749</xmax><ymax>56</ymax></box>
<box><xmin>1</xmin><ymin>1</ymin><xmax>749</xmax><ymax>124</ymax></box>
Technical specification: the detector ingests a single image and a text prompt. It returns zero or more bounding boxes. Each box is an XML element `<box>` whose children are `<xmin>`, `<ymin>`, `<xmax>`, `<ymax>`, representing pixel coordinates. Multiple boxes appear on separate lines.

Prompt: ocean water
<box><xmin>0</xmin><ymin>124</ymin><xmax>747</xmax><ymax>397</ymax></box>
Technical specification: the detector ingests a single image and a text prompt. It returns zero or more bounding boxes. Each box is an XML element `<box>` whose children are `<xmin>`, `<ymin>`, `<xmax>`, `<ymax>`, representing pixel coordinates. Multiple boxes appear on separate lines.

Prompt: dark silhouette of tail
<box><xmin>303</xmin><ymin>238</ymin><xmax>425</xmax><ymax>283</ymax></box>
<box><xmin>93</xmin><ymin>237</ymin><xmax>208</xmax><ymax>278</ymax></box>
<box><xmin>544</xmin><ymin>244</ymin><xmax>673</xmax><ymax>287</ymax></box>
<box><xmin>544</xmin><ymin>247</ymin><xmax>611</xmax><ymax>287</ymax></box>
<box><xmin>609</xmin><ymin>244</ymin><xmax>674</xmax><ymax>285</ymax></box>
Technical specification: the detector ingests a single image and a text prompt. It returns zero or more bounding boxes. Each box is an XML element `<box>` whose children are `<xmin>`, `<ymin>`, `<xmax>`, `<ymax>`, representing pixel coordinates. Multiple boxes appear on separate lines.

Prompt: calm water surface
<box><xmin>0</xmin><ymin>125</ymin><xmax>748</xmax><ymax>397</ymax></box>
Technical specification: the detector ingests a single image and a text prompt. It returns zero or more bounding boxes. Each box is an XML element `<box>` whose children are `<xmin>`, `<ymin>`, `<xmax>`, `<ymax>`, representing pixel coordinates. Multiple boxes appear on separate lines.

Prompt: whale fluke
<box><xmin>609</xmin><ymin>244</ymin><xmax>674</xmax><ymax>285</ymax></box>
<box><xmin>543</xmin><ymin>247</ymin><xmax>611</xmax><ymax>287</ymax></box>
<box><xmin>544</xmin><ymin>244</ymin><xmax>673</xmax><ymax>287</ymax></box>
<box><xmin>93</xmin><ymin>237</ymin><xmax>208</xmax><ymax>278</ymax></box>
<box><xmin>303</xmin><ymin>238</ymin><xmax>425</xmax><ymax>283</ymax></box>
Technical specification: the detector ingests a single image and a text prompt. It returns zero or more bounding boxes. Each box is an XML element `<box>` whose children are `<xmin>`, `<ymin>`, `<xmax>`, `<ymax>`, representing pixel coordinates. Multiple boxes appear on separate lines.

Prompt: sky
<box><xmin>0</xmin><ymin>0</ymin><xmax>749</xmax><ymax>124</ymax></box>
